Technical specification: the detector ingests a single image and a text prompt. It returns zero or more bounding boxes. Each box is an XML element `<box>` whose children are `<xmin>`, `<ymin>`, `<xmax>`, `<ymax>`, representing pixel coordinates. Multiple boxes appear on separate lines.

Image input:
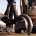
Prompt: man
<box><xmin>28</xmin><ymin>0</ymin><xmax>32</xmax><ymax>9</ymax></box>
<box><xmin>27</xmin><ymin>0</ymin><xmax>32</xmax><ymax>15</ymax></box>
<box><xmin>4</xmin><ymin>0</ymin><xmax>14</xmax><ymax>16</ymax></box>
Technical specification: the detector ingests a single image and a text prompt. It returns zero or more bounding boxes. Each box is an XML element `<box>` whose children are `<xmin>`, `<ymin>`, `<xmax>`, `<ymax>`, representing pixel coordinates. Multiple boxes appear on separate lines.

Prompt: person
<box><xmin>27</xmin><ymin>0</ymin><xmax>32</xmax><ymax>15</ymax></box>
<box><xmin>4</xmin><ymin>0</ymin><xmax>14</xmax><ymax>16</ymax></box>
<box><xmin>28</xmin><ymin>0</ymin><xmax>32</xmax><ymax>9</ymax></box>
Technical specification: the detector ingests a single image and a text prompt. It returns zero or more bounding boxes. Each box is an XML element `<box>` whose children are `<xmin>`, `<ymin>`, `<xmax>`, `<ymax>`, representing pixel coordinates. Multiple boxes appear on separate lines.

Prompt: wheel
<box><xmin>15</xmin><ymin>28</ymin><xmax>21</xmax><ymax>33</ymax></box>
<box><xmin>27</xmin><ymin>32</ymin><xmax>31</xmax><ymax>35</ymax></box>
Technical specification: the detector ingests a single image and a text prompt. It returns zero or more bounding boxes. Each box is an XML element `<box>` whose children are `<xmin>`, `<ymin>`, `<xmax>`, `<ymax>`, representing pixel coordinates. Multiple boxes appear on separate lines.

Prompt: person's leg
<box><xmin>4</xmin><ymin>4</ymin><xmax>10</xmax><ymax>16</ymax></box>
<box><xmin>25</xmin><ymin>5</ymin><xmax>27</xmax><ymax>14</ymax></box>
<box><xmin>9</xmin><ymin>11</ymin><xmax>14</xmax><ymax>19</ymax></box>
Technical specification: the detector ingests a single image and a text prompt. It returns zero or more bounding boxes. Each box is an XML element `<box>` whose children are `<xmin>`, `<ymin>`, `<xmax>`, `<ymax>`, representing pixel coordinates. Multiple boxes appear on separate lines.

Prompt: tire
<box><xmin>15</xmin><ymin>28</ymin><xmax>21</xmax><ymax>33</ymax></box>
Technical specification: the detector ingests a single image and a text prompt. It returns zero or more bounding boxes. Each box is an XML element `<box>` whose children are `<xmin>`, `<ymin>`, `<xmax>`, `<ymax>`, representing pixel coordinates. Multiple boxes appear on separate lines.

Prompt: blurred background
<box><xmin>0</xmin><ymin>0</ymin><xmax>36</xmax><ymax>36</ymax></box>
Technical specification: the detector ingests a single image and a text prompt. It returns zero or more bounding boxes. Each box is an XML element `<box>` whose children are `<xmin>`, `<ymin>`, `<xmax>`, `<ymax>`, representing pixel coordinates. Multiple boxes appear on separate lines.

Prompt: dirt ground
<box><xmin>0</xmin><ymin>32</ymin><xmax>36</xmax><ymax>36</ymax></box>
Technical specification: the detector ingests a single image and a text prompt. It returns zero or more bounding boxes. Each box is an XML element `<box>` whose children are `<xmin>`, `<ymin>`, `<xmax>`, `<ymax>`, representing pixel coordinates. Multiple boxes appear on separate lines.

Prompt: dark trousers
<box><xmin>28</xmin><ymin>0</ymin><xmax>32</xmax><ymax>8</ymax></box>
<box><xmin>4</xmin><ymin>4</ymin><xmax>10</xmax><ymax>15</ymax></box>
<box><xmin>4</xmin><ymin>3</ymin><xmax>13</xmax><ymax>15</ymax></box>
